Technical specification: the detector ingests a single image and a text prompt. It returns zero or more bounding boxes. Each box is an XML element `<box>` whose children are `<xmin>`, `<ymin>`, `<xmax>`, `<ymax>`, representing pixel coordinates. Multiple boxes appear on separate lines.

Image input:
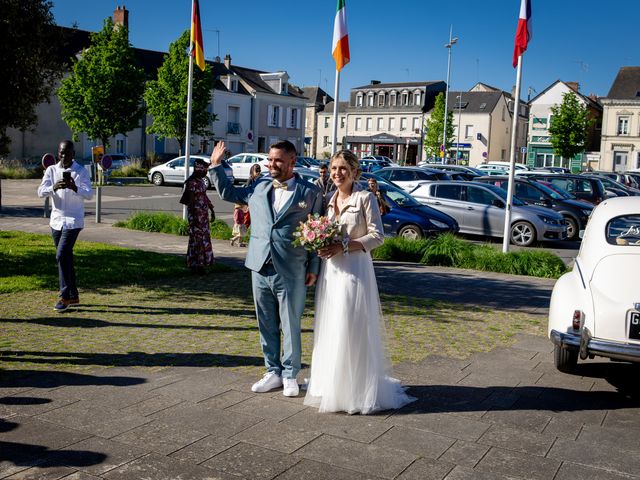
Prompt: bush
<box><xmin>210</xmin><ymin>219</ymin><xmax>233</xmax><ymax>240</ymax></box>
<box><xmin>109</xmin><ymin>158</ymin><xmax>148</xmax><ymax>178</ymax></box>
<box><xmin>0</xmin><ymin>159</ymin><xmax>42</xmax><ymax>179</ymax></box>
<box><xmin>115</xmin><ymin>212</ymin><xmax>188</xmax><ymax>235</ymax></box>
<box><xmin>116</xmin><ymin>212</ymin><xmax>235</xmax><ymax>241</ymax></box>
<box><xmin>373</xmin><ymin>234</ymin><xmax>567</xmax><ymax>279</ymax></box>
<box><xmin>372</xmin><ymin>237</ymin><xmax>430</xmax><ymax>262</ymax></box>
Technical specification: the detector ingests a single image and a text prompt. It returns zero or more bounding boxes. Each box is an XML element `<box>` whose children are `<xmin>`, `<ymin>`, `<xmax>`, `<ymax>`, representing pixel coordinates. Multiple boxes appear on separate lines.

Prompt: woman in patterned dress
<box><xmin>183</xmin><ymin>158</ymin><xmax>215</xmax><ymax>273</ymax></box>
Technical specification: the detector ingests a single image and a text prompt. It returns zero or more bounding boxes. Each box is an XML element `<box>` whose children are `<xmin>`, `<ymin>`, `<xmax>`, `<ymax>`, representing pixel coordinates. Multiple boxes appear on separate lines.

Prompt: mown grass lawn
<box><xmin>0</xmin><ymin>231</ymin><xmax>545</xmax><ymax>375</ymax></box>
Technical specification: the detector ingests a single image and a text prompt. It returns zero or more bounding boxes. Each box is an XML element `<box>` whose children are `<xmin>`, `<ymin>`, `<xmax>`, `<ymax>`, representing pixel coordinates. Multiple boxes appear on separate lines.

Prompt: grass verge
<box><xmin>373</xmin><ymin>233</ymin><xmax>567</xmax><ymax>279</ymax></box>
<box><xmin>0</xmin><ymin>230</ymin><xmax>230</xmax><ymax>294</ymax></box>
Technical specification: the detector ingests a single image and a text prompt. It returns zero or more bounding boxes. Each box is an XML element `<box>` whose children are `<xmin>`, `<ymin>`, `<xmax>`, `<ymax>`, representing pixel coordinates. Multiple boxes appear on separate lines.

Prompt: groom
<box><xmin>209</xmin><ymin>140</ymin><xmax>322</xmax><ymax>396</ymax></box>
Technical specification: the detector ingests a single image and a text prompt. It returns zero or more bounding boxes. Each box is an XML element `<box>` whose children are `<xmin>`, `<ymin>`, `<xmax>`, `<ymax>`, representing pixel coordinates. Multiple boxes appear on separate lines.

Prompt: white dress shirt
<box><xmin>37</xmin><ymin>160</ymin><xmax>93</xmax><ymax>230</ymax></box>
<box><xmin>272</xmin><ymin>177</ymin><xmax>296</xmax><ymax>214</ymax></box>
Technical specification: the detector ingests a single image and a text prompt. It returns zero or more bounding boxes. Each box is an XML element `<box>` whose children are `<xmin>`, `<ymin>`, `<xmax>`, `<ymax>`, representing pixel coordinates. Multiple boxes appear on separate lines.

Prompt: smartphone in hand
<box><xmin>62</xmin><ymin>171</ymin><xmax>71</xmax><ymax>187</ymax></box>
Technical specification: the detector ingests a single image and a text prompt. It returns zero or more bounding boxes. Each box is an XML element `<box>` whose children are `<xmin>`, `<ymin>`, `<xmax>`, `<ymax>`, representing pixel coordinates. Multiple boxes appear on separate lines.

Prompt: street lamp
<box><xmin>455</xmin><ymin>94</ymin><xmax>462</xmax><ymax>164</ymax></box>
<box><xmin>442</xmin><ymin>26</ymin><xmax>457</xmax><ymax>164</ymax></box>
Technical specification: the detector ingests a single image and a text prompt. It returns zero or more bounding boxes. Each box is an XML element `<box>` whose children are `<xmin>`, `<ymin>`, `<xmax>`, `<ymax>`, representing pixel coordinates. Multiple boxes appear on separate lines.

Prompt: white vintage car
<box><xmin>548</xmin><ymin>196</ymin><xmax>640</xmax><ymax>372</ymax></box>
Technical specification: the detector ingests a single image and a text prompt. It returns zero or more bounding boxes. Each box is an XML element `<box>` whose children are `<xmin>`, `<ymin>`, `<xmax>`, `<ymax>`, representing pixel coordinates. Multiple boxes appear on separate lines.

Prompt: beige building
<box><xmin>296</xmin><ymin>86</ymin><xmax>333</xmax><ymax>158</ymax></box>
<box><xmin>600</xmin><ymin>67</ymin><xmax>640</xmax><ymax>171</ymax></box>
<box><xmin>315</xmin><ymin>81</ymin><xmax>446</xmax><ymax>163</ymax></box>
<box><xmin>447</xmin><ymin>84</ymin><xmax>528</xmax><ymax>167</ymax></box>
<box><xmin>526</xmin><ymin>80</ymin><xmax>601</xmax><ymax>171</ymax></box>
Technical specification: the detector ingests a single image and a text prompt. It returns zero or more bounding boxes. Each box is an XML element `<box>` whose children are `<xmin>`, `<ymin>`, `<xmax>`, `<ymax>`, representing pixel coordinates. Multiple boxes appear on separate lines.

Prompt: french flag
<box><xmin>512</xmin><ymin>0</ymin><xmax>532</xmax><ymax>67</ymax></box>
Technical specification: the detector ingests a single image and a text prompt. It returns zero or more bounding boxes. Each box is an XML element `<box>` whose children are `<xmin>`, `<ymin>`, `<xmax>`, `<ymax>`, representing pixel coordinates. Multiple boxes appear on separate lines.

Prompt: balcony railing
<box><xmin>227</xmin><ymin>122</ymin><xmax>241</xmax><ymax>135</ymax></box>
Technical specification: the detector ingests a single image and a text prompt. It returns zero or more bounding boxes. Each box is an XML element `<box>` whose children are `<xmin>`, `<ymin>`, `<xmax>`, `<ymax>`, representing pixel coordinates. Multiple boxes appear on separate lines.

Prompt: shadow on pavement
<box><xmin>0</xmin><ymin>351</ymin><xmax>265</xmax><ymax>368</ymax></box>
<box><xmin>375</xmin><ymin>261</ymin><xmax>553</xmax><ymax>313</ymax></box>
<box><xmin>0</xmin><ymin>369</ymin><xmax>146</xmax><ymax>389</ymax></box>
<box><xmin>1</xmin><ymin>440</ymin><xmax>107</xmax><ymax>471</ymax></box>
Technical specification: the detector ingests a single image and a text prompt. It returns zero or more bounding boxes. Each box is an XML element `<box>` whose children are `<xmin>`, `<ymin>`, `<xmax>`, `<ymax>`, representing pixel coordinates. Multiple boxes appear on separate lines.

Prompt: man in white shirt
<box><xmin>37</xmin><ymin>140</ymin><xmax>93</xmax><ymax>312</ymax></box>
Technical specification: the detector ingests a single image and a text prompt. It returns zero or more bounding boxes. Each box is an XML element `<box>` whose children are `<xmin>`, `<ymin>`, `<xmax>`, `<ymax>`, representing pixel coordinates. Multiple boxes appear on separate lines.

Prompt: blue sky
<box><xmin>52</xmin><ymin>0</ymin><xmax>639</xmax><ymax>101</ymax></box>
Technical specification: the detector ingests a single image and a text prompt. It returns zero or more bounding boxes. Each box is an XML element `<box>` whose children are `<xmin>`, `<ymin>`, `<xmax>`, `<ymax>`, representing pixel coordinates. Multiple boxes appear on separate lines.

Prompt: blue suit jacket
<box><xmin>211</xmin><ymin>165</ymin><xmax>323</xmax><ymax>277</ymax></box>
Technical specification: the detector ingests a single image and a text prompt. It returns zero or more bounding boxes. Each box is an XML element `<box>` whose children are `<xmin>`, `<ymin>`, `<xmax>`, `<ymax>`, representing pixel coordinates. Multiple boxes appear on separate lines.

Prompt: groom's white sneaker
<box><xmin>251</xmin><ymin>372</ymin><xmax>283</xmax><ymax>393</ymax></box>
<box><xmin>282</xmin><ymin>378</ymin><xmax>299</xmax><ymax>397</ymax></box>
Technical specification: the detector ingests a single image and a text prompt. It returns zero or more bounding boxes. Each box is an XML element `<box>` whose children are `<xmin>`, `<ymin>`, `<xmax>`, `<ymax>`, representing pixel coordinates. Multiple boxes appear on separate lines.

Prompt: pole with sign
<box><xmin>41</xmin><ymin>153</ymin><xmax>56</xmax><ymax>217</ymax></box>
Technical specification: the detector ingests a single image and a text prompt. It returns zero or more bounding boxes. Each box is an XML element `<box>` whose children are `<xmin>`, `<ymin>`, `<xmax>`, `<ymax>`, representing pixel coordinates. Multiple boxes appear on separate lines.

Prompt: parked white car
<box><xmin>548</xmin><ymin>197</ymin><xmax>640</xmax><ymax>372</ymax></box>
<box><xmin>226</xmin><ymin>153</ymin><xmax>270</xmax><ymax>182</ymax></box>
<box><xmin>147</xmin><ymin>155</ymin><xmax>234</xmax><ymax>189</ymax></box>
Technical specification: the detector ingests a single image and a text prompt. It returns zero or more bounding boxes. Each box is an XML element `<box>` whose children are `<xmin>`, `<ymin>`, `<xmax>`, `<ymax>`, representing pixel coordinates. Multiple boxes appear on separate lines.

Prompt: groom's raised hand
<box><xmin>210</xmin><ymin>141</ymin><xmax>226</xmax><ymax>166</ymax></box>
<box><xmin>305</xmin><ymin>273</ymin><xmax>317</xmax><ymax>287</ymax></box>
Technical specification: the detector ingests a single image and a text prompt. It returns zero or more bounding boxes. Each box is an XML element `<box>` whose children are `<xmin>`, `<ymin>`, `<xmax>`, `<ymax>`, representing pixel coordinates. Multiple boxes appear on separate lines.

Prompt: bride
<box><xmin>304</xmin><ymin>150</ymin><xmax>415</xmax><ymax>414</ymax></box>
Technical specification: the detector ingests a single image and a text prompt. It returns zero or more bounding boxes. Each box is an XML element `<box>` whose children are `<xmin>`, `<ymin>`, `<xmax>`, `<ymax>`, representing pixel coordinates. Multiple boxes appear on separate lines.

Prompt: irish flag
<box><xmin>332</xmin><ymin>0</ymin><xmax>350</xmax><ymax>71</ymax></box>
<box><xmin>512</xmin><ymin>0</ymin><xmax>532</xmax><ymax>68</ymax></box>
<box><xmin>191</xmin><ymin>0</ymin><xmax>205</xmax><ymax>71</ymax></box>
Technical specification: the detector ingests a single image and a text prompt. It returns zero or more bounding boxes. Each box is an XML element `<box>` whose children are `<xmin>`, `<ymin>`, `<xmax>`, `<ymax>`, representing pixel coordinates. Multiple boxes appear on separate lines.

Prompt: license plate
<box><xmin>629</xmin><ymin>311</ymin><xmax>640</xmax><ymax>340</ymax></box>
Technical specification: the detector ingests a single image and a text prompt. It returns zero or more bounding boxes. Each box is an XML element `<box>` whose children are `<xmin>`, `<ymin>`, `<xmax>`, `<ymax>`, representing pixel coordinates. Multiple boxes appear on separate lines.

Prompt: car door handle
<box><xmin>433</xmin><ymin>201</ymin><xmax>441</xmax><ymax>205</ymax></box>
<box><xmin>467</xmin><ymin>206</ymin><xmax>474</xmax><ymax>210</ymax></box>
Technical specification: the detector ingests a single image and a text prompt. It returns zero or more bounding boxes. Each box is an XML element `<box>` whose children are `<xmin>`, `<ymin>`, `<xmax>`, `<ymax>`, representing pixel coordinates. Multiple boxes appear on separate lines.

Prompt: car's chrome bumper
<box><xmin>550</xmin><ymin>329</ymin><xmax>640</xmax><ymax>363</ymax></box>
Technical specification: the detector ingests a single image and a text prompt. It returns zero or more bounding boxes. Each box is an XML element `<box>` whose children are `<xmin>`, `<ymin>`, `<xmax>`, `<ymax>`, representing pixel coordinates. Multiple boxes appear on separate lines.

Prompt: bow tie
<box><xmin>272</xmin><ymin>180</ymin><xmax>289</xmax><ymax>191</ymax></box>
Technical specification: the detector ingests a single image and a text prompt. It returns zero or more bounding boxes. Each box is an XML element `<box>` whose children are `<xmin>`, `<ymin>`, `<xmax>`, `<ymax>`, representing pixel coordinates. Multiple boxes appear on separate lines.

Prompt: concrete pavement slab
<box><xmin>396</xmin><ymin>458</ymin><xmax>455</xmax><ymax>480</ymax></box>
<box><xmin>274</xmin><ymin>458</ymin><xmax>386</xmax><ymax>480</ymax></box>
<box><xmin>200</xmin><ymin>442</ymin><xmax>298</xmax><ymax>480</ymax></box>
<box><xmin>231</xmin><ymin>419</ymin><xmax>320</xmax><ymax>454</ymax></box>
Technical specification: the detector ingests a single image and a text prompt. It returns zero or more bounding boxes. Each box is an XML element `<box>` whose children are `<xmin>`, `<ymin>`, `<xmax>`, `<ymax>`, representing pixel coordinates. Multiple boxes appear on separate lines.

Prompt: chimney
<box><xmin>322</xmin><ymin>95</ymin><xmax>328</xmax><ymax>105</ymax></box>
<box><xmin>224</xmin><ymin>54</ymin><xmax>232</xmax><ymax>69</ymax></box>
<box><xmin>371</xmin><ymin>80</ymin><xmax>381</xmax><ymax>85</ymax></box>
<box><xmin>113</xmin><ymin>5</ymin><xmax>129</xmax><ymax>30</ymax></box>
<box><xmin>566</xmin><ymin>82</ymin><xmax>580</xmax><ymax>92</ymax></box>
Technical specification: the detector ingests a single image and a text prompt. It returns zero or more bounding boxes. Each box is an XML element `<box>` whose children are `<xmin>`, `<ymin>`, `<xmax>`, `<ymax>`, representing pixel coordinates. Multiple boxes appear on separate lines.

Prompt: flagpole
<box><xmin>501</xmin><ymin>54</ymin><xmax>523</xmax><ymax>253</ymax></box>
<box><xmin>183</xmin><ymin>1</ymin><xmax>196</xmax><ymax>220</ymax></box>
<box><xmin>331</xmin><ymin>69</ymin><xmax>340</xmax><ymax>155</ymax></box>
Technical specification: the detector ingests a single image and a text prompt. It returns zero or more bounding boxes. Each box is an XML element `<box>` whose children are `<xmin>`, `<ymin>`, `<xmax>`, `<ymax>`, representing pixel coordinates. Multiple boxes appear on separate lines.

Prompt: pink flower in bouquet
<box><xmin>306</xmin><ymin>230</ymin><xmax>316</xmax><ymax>241</ymax></box>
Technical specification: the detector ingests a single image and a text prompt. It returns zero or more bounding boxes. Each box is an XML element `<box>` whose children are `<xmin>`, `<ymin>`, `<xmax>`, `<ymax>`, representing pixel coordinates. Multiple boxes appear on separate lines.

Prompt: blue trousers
<box><xmin>51</xmin><ymin>228</ymin><xmax>81</xmax><ymax>300</ymax></box>
<box><xmin>251</xmin><ymin>263</ymin><xmax>306</xmax><ymax>379</ymax></box>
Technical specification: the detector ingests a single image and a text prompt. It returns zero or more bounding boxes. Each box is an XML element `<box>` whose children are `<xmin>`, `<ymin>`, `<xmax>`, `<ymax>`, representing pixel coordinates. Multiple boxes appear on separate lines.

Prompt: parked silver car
<box><xmin>410</xmin><ymin>181</ymin><xmax>567</xmax><ymax>246</ymax></box>
<box><xmin>147</xmin><ymin>155</ymin><xmax>234</xmax><ymax>189</ymax></box>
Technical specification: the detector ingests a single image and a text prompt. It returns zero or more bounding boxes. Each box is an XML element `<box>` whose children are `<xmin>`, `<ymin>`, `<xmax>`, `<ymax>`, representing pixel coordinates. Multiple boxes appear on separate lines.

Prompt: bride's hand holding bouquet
<box><xmin>292</xmin><ymin>214</ymin><xmax>341</xmax><ymax>259</ymax></box>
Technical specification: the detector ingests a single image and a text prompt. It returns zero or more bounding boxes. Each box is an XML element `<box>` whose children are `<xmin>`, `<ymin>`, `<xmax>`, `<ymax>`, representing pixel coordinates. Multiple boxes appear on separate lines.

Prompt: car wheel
<box><xmin>202</xmin><ymin>176</ymin><xmax>211</xmax><ymax>190</ymax></box>
<box><xmin>554</xmin><ymin>344</ymin><xmax>578</xmax><ymax>373</ymax></box>
<box><xmin>151</xmin><ymin>172</ymin><xmax>164</xmax><ymax>186</ymax></box>
<box><xmin>510</xmin><ymin>221</ymin><xmax>536</xmax><ymax>247</ymax></box>
<box><xmin>564</xmin><ymin>215</ymin><xmax>579</xmax><ymax>241</ymax></box>
<box><xmin>398</xmin><ymin>224</ymin><xmax>423</xmax><ymax>240</ymax></box>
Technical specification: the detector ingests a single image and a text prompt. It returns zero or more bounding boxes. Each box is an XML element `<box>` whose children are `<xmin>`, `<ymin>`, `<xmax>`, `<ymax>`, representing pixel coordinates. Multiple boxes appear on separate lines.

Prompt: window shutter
<box><xmin>278</xmin><ymin>106</ymin><xmax>283</xmax><ymax>128</ymax></box>
<box><xmin>296</xmin><ymin>109</ymin><xmax>301</xmax><ymax>129</ymax></box>
<box><xmin>286</xmin><ymin>107</ymin><xmax>292</xmax><ymax>128</ymax></box>
<box><xmin>267</xmin><ymin>105</ymin><xmax>274</xmax><ymax>126</ymax></box>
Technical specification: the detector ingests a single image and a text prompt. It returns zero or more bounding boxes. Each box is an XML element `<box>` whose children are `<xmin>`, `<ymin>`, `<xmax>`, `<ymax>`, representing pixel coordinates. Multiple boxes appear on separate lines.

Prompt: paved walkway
<box><xmin>3</xmin><ymin>196</ymin><xmax>640</xmax><ymax>479</ymax></box>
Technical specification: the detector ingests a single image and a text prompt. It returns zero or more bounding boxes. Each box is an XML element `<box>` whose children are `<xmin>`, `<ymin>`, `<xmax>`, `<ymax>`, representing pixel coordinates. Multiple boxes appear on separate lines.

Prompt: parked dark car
<box><xmin>582</xmin><ymin>173</ymin><xmax>640</xmax><ymax>197</ymax></box>
<box><xmin>525</xmin><ymin>174</ymin><xmax>607</xmax><ymax>205</ymax></box>
<box><xmin>476</xmin><ymin>176</ymin><xmax>593</xmax><ymax>241</ymax></box>
<box><xmin>359</xmin><ymin>173</ymin><xmax>458</xmax><ymax>239</ymax></box>
<box><xmin>359</xmin><ymin>158</ymin><xmax>392</xmax><ymax>173</ymax></box>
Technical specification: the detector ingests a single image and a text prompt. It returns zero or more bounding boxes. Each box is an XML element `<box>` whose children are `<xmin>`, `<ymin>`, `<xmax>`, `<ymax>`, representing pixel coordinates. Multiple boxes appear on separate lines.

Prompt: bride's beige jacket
<box><xmin>326</xmin><ymin>183</ymin><xmax>385</xmax><ymax>253</ymax></box>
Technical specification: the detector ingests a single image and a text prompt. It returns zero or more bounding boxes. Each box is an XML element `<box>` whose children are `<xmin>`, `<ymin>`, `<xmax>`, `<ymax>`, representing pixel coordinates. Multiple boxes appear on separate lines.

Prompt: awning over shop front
<box><xmin>345</xmin><ymin>134</ymin><xmax>420</xmax><ymax>145</ymax></box>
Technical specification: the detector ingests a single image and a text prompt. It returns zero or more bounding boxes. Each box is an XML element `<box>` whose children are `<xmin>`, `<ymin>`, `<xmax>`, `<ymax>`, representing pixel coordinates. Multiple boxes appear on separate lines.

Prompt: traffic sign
<box><xmin>521</xmin><ymin>146</ymin><xmax>527</xmax><ymax>153</ymax></box>
<box><xmin>100</xmin><ymin>154</ymin><xmax>112</xmax><ymax>170</ymax></box>
<box><xmin>41</xmin><ymin>153</ymin><xmax>55</xmax><ymax>169</ymax></box>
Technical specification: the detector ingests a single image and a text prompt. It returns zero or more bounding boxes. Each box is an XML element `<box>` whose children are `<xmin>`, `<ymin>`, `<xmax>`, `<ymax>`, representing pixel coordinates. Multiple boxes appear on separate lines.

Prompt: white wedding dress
<box><xmin>304</xmin><ymin>187</ymin><xmax>416</xmax><ymax>414</ymax></box>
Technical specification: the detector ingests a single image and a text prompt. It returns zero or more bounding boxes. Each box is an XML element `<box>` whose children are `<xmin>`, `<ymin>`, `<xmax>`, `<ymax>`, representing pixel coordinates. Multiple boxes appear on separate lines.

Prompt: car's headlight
<box><xmin>537</xmin><ymin>214</ymin><xmax>560</xmax><ymax>225</ymax></box>
<box><xmin>430</xmin><ymin>219</ymin><xmax>450</xmax><ymax>229</ymax></box>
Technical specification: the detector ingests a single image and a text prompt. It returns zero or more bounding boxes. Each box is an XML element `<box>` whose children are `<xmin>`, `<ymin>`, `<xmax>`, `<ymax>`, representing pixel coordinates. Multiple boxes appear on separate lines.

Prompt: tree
<box><xmin>423</xmin><ymin>93</ymin><xmax>455</xmax><ymax>160</ymax></box>
<box><xmin>0</xmin><ymin>0</ymin><xmax>62</xmax><ymax>156</ymax></box>
<box><xmin>58</xmin><ymin>17</ymin><xmax>146</xmax><ymax>150</ymax></box>
<box><xmin>548</xmin><ymin>91</ymin><xmax>594</xmax><ymax>162</ymax></box>
<box><xmin>144</xmin><ymin>30</ymin><xmax>215</xmax><ymax>154</ymax></box>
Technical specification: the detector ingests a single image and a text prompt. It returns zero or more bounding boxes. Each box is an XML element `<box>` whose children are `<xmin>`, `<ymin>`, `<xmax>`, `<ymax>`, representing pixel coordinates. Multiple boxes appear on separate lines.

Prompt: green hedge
<box><xmin>373</xmin><ymin>233</ymin><xmax>567</xmax><ymax>279</ymax></box>
<box><xmin>115</xmin><ymin>212</ymin><xmax>234</xmax><ymax>240</ymax></box>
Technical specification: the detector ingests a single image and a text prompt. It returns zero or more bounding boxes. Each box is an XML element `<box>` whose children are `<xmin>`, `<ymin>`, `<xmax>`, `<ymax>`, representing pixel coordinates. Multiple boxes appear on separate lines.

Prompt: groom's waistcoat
<box><xmin>211</xmin><ymin>165</ymin><xmax>322</xmax><ymax>277</ymax></box>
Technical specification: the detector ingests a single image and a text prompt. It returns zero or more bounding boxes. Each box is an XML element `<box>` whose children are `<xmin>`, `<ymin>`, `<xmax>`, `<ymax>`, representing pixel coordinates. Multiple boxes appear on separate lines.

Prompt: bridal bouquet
<box><xmin>292</xmin><ymin>213</ymin><xmax>340</xmax><ymax>252</ymax></box>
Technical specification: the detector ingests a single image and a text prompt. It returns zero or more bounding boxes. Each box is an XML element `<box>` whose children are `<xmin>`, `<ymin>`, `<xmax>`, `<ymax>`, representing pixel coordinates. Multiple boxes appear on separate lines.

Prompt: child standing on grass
<box><xmin>231</xmin><ymin>203</ymin><xmax>247</xmax><ymax>247</ymax></box>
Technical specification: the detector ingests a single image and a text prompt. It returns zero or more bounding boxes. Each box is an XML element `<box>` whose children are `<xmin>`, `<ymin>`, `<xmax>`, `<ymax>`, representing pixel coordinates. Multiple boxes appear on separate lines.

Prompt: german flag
<box><xmin>191</xmin><ymin>0</ymin><xmax>205</xmax><ymax>71</ymax></box>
